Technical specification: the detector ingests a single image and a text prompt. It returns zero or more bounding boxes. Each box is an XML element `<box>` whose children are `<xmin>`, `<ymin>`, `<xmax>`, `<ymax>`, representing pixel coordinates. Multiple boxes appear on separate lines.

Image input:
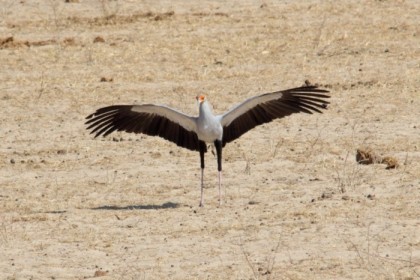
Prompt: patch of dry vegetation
<box><xmin>0</xmin><ymin>0</ymin><xmax>419</xmax><ymax>279</ymax></box>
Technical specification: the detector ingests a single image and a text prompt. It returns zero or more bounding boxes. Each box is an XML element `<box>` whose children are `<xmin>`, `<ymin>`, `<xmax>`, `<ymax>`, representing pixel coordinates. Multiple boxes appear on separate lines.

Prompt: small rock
<box><xmin>367</xmin><ymin>194</ymin><xmax>375</xmax><ymax>200</ymax></box>
<box><xmin>10</xmin><ymin>159</ymin><xmax>15</xmax><ymax>164</ymax></box>
<box><xmin>100</xmin><ymin>77</ymin><xmax>113</xmax><ymax>82</ymax></box>
<box><xmin>320</xmin><ymin>192</ymin><xmax>333</xmax><ymax>200</ymax></box>
<box><xmin>93</xmin><ymin>36</ymin><xmax>105</xmax><ymax>43</ymax></box>
<box><xmin>62</xmin><ymin>37</ymin><xmax>76</xmax><ymax>46</ymax></box>
<box><xmin>381</xmin><ymin>156</ymin><xmax>399</xmax><ymax>169</ymax></box>
<box><xmin>304</xmin><ymin>79</ymin><xmax>315</xmax><ymax>86</ymax></box>
<box><xmin>94</xmin><ymin>270</ymin><xmax>107</xmax><ymax>277</ymax></box>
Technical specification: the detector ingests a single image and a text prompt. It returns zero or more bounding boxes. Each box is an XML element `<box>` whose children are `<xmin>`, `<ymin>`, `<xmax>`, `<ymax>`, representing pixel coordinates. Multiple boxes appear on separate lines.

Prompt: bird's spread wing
<box><xmin>85</xmin><ymin>104</ymin><xmax>202</xmax><ymax>151</ymax></box>
<box><xmin>220</xmin><ymin>86</ymin><xmax>330</xmax><ymax>146</ymax></box>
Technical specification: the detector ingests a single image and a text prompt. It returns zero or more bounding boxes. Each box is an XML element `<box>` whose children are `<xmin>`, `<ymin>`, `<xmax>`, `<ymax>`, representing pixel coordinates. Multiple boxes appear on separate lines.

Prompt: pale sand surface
<box><xmin>0</xmin><ymin>0</ymin><xmax>419</xmax><ymax>279</ymax></box>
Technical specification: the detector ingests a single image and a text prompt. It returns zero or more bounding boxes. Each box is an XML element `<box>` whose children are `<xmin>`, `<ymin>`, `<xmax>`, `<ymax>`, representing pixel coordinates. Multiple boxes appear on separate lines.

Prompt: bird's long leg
<box><xmin>214</xmin><ymin>140</ymin><xmax>223</xmax><ymax>206</ymax></box>
<box><xmin>199</xmin><ymin>141</ymin><xmax>206</xmax><ymax>207</ymax></box>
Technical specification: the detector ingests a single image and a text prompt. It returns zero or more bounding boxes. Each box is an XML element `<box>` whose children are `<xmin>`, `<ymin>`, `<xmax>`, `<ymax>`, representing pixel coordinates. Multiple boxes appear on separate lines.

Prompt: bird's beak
<box><xmin>196</xmin><ymin>95</ymin><xmax>206</xmax><ymax>104</ymax></box>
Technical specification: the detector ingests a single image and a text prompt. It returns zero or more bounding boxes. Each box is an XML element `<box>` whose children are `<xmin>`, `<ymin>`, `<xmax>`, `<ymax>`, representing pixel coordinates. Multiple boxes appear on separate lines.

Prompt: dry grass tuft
<box><xmin>1</xmin><ymin>0</ymin><xmax>418</xmax><ymax>279</ymax></box>
<box><xmin>356</xmin><ymin>148</ymin><xmax>399</xmax><ymax>169</ymax></box>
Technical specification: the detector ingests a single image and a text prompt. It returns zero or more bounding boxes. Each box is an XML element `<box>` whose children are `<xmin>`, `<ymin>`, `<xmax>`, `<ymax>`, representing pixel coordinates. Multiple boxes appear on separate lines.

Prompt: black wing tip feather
<box><xmin>289</xmin><ymin>85</ymin><xmax>329</xmax><ymax>92</ymax></box>
<box><xmin>85</xmin><ymin>105</ymin><xmax>201</xmax><ymax>151</ymax></box>
<box><xmin>86</xmin><ymin>105</ymin><xmax>128</xmax><ymax>118</ymax></box>
<box><xmin>85</xmin><ymin>105</ymin><xmax>131</xmax><ymax>137</ymax></box>
<box><xmin>285</xmin><ymin>85</ymin><xmax>331</xmax><ymax>109</ymax></box>
<box><xmin>222</xmin><ymin>85</ymin><xmax>331</xmax><ymax>145</ymax></box>
<box><xmin>285</xmin><ymin>85</ymin><xmax>330</xmax><ymax>95</ymax></box>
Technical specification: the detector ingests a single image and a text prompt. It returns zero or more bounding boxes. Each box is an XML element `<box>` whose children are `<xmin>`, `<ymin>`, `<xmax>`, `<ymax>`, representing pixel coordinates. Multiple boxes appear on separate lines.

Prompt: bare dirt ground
<box><xmin>1</xmin><ymin>0</ymin><xmax>419</xmax><ymax>279</ymax></box>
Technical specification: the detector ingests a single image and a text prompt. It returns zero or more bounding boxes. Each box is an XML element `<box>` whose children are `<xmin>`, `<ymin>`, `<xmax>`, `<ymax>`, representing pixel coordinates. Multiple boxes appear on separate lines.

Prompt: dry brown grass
<box><xmin>1</xmin><ymin>0</ymin><xmax>419</xmax><ymax>279</ymax></box>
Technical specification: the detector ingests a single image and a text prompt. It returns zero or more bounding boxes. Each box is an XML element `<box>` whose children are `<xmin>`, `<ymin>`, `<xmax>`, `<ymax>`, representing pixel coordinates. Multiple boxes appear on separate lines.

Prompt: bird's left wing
<box><xmin>219</xmin><ymin>86</ymin><xmax>330</xmax><ymax>146</ymax></box>
<box><xmin>86</xmin><ymin>104</ymin><xmax>201</xmax><ymax>151</ymax></box>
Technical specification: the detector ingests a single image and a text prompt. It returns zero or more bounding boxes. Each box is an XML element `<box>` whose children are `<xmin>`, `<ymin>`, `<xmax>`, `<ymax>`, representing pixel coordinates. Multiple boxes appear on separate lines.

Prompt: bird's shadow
<box><xmin>91</xmin><ymin>202</ymin><xmax>180</xmax><ymax>211</ymax></box>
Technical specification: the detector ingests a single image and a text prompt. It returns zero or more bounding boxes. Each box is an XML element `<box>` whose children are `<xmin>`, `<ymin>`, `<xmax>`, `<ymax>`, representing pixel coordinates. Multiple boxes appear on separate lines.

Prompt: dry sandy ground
<box><xmin>0</xmin><ymin>0</ymin><xmax>419</xmax><ymax>279</ymax></box>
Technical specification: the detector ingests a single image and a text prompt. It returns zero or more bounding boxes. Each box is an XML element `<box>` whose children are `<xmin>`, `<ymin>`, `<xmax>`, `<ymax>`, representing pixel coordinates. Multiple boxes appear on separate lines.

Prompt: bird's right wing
<box><xmin>85</xmin><ymin>104</ymin><xmax>202</xmax><ymax>151</ymax></box>
<box><xmin>220</xmin><ymin>86</ymin><xmax>330</xmax><ymax>146</ymax></box>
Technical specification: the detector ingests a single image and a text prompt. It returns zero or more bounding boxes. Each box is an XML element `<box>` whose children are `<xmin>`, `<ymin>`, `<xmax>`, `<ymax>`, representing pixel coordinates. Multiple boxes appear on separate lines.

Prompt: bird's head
<box><xmin>196</xmin><ymin>95</ymin><xmax>206</xmax><ymax>104</ymax></box>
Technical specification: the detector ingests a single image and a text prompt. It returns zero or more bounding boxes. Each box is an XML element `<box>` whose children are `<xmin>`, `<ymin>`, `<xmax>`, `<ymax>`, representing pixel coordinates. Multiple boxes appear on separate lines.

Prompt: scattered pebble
<box><xmin>320</xmin><ymin>192</ymin><xmax>333</xmax><ymax>200</ymax></box>
<box><xmin>62</xmin><ymin>37</ymin><xmax>76</xmax><ymax>46</ymax></box>
<box><xmin>94</xmin><ymin>270</ymin><xmax>107</xmax><ymax>277</ymax></box>
<box><xmin>100</xmin><ymin>77</ymin><xmax>113</xmax><ymax>82</ymax></box>
<box><xmin>367</xmin><ymin>194</ymin><xmax>375</xmax><ymax>200</ymax></box>
<box><xmin>93</xmin><ymin>36</ymin><xmax>105</xmax><ymax>43</ymax></box>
